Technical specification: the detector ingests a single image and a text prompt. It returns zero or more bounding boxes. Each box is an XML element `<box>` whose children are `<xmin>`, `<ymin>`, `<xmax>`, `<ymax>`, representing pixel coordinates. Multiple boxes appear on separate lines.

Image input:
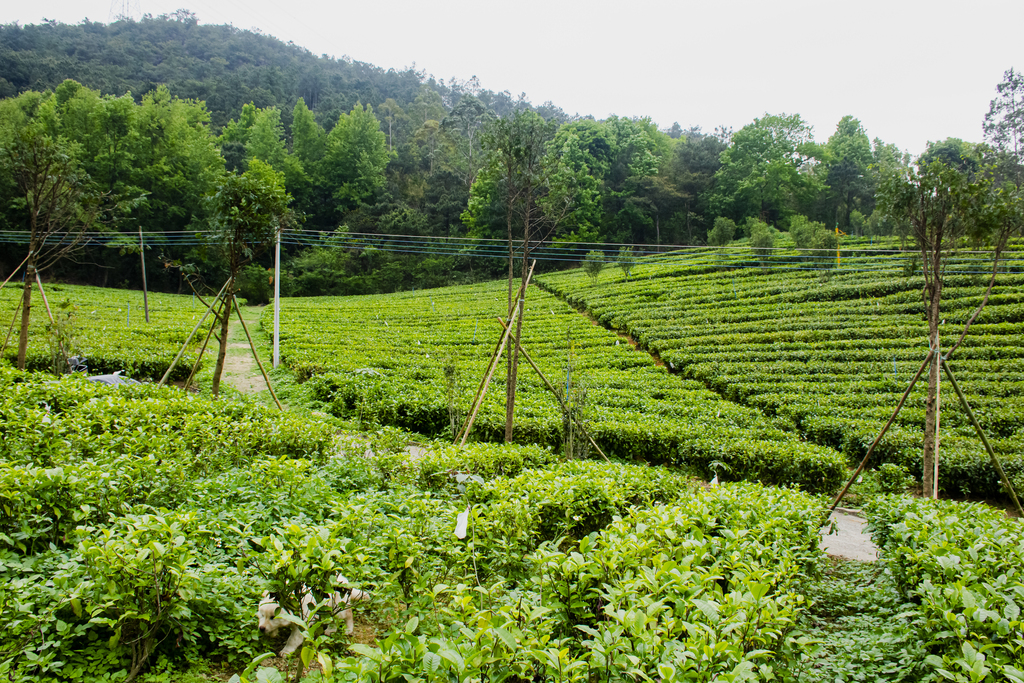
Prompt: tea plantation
<box><xmin>538</xmin><ymin>239</ymin><xmax>1024</xmax><ymax>499</ymax></box>
<box><xmin>0</xmin><ymin>263</ymin><xmax>1022</xmax><ymax>682</ymax></box>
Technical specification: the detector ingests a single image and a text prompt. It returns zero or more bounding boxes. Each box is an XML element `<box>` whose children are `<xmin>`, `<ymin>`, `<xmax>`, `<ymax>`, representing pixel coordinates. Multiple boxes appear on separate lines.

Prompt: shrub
<box><xmin>708</xmin><ymin>216</ymin><xmax>736</xmax><ymax>246</ymax></box>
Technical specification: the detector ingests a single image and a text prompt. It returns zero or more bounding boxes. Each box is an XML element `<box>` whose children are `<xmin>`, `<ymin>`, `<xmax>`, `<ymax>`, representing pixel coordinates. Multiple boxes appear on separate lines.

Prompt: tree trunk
<box><xmin>210</xmin><ymin>280</ymin><xmax>234</xmax><ymax>396</ymax></box>
<box><xmin>921</xmin><ymin>275</ymin><xmax>942</xmax><ymax>497</ymax></box>
<box><xmin>16</xmin><ymin>262</ymin><xmax>34</xmax><ymax>370</ymax></box>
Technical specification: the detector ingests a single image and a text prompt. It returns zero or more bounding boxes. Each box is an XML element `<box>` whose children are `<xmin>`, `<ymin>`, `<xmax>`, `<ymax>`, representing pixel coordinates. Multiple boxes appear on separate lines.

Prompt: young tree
<box><xmin>207</xmin><ymin>159</ymin><xmax>292</xmax><ymax>395</ymax></box>
<box><xmin>707</xmin><ymin>216</ymin><xmax>736</xmax><ymax>246</ymax></box>
<box><xmin>877</xmin><ymin>159</ymin><xmax>994</xmax><ymax>496</ymax></box>
<box><xmin>747</xmin><ymin>218</ymin><xmax>775</xmax><ymax>267</ymax></box>
<box><xmin>617</xmin><ymin>245</ymin><xmax>635</xmax><ymax>278</ymax></box>
<box><xmin>468</xmin><ymin>110</ymin><xmax>581</xmax><ymax>441</ymax></box>
<box><xmin>583</xmin><ymin>250</ymin><xmax>606</xmax><ymax>284</ymax></box>
<box><xmin>4</xmin><ymin>124</ymin><xmax>107</xmax><ymax>369</ymax></box>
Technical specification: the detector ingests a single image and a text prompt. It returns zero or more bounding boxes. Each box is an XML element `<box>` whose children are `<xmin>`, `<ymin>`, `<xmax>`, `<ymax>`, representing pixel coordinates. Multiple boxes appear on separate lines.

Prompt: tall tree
<box><xmin>322</xmin><ymin>103</ymin><xmax>389</xmax><ymax>213</ymax></box>
<box><xmin>710</xmin><ymin>113</ymin><xmax>822</xmax><ymax>226</ymax></box>
<box><xmin>984</xmin><ymin>68</ymin><xmax>1024</xmax><ymax>167</ymax></box>
<box><xmin>441</xmin><ymin>95</ymin><xmax>492</xmax><ymax>187</ymax></box>
<box><xmin>825</xmin><ymin>116</ymin><xmax>873</xmax><ymax>232</ymax></box>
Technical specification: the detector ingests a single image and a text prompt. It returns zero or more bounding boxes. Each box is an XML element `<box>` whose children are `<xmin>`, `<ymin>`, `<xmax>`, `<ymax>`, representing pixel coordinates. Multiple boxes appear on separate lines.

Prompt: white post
<box><xmin>273</xmin><ymin>229</ymin><xmax>281</xmax><ymax>368</ymax></box>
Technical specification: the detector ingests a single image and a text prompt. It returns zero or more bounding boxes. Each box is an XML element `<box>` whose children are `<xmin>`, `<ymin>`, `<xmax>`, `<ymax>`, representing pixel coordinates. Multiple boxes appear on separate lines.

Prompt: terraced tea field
<box><xmin>267</xmin><ymin>279</ymin><xmax>846</xmax><ymax>492</ymax></box>
<box><xmin>538</xmin><ymin>240</ymin><xmax>1024</xmax><ymax>499</ymax></box>
<box><xmin>0</xmin><ymin>283</ymin><xmax>212</xmax><ymax>380</ymax></box>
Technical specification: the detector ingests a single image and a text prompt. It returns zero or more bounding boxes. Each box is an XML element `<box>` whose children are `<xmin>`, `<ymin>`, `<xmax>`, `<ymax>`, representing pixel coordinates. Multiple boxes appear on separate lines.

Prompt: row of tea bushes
<box><xmin>538</xmin><ymin>249</ymin><xmax>1024</xmax><ymax>499</ymax></box>
<box><xmin>271</xmin><ymin>280</ymin><xmax>846</xmax><ymax>493</ymax></box>
<box><xmin>865</xmin><ymin>496</ymin><xmax>1024</xmax><ymax>683</ymax></box>
<box><xmin>0</xmin><ymin>283</ymin><xmax>214</xmax><ymax>380</ymax></box>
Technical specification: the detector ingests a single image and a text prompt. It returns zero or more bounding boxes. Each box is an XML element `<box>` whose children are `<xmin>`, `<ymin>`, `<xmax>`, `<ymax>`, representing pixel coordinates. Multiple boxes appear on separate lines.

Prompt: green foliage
<box><xmin>708</xmin><ymin>216</ymin><xmax>736</xmax><ymax>246</ymax></box>
<box><xmin>538</xmin><ymin>251</ymin><xmax>1024</xmax><ymax>501</ymax></box>
<box><xmin>616</xmin><ymin>245</ymin><xmax>635</xmax><ymax>278</ymax></box>
<box><xmin>283</xmin><ymin>280</ymin><xmax>846</xmax><ymax>493</ymax></box>
<box><xmin>748</xmin><ymin>217</ymin><xmax>776</xmax><ymax>265</ymax></box>
<box><xmin>237</xmin><ymin>265</ymin><xmax>272</xmax><ymax>306</ymax></box>
<box><xmin>865</xmin><ymin>496</ymin><xmax>1024</xmax><ymax>683</ymax></box>
<box><xmin>791</xmin><ymin>560</ymin><xmax>927</xmax><ymax>682</ymax></box>
<box><xmin>0</xmin><ymin>284</ymin><xmax>212</xmax><ymax>380</ymax></box>
<box><xmin>582</xmin><ymin>250</ymin><xmax>606</xmax><ymax>284</ymax></box>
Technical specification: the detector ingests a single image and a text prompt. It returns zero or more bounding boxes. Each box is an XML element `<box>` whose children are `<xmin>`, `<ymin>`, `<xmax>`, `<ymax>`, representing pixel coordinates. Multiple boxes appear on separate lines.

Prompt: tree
<box><xmin>617</xmin><ymin>246</ymin><xmax>635</xmax><ymax>278</ymax></box>
<box><xmin>583</xmin><ymin>250</ymin><xmax>606</xmax><ymax>283</ymax></box>
<box><xmin>322</xmin><ymin>103</ymin><xmax>389</xmax><ymax>213</ymax></box>
<box><xmin>707</xmin><ymin>216</ymin><xmax>736</xmax><ymax>246</ymax></box>
<box><xmin>207</xmin><ymin>159</ymin><xmax>292</xmax><ymax>395</ymax></box>
<box><xmin>441</xmin><ymin>95</ymin><xmax>492</xmax><ymax>187</ymax></box>
<box><xmin>877</xmin><ymin>159</ymin><xmax>994</xmax><ymax>497</ymax></box>
<box><xmin>710</xmin><ymin>113</ymin><xmax>822</xmax><ymax>226</ymax></box>
<box><xmin>5</xmin><ymin>126</ymin><xmax>107</xmax><ymax>369</ymax></box>
<box><xmin>984</xmin><ymin>68</ymin><xmax>1024</xmax><ymax>167</ymax></box>
<box><xmin>748</xmin><ymin>217</ymin><xmax>775</xmax><ymax>267</ymax></box>
<box><xmin>825</xmin><ymin>116</ymin><xmax>873</xmax><ymax>232</ymax></box>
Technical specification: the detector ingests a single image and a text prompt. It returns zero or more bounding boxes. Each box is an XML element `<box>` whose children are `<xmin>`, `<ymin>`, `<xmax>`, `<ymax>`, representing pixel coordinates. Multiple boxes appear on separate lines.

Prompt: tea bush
<box><xmin>865</xmin><ymin>496</ymin><xmax>1024</xmax><ymax>682</ymax></box>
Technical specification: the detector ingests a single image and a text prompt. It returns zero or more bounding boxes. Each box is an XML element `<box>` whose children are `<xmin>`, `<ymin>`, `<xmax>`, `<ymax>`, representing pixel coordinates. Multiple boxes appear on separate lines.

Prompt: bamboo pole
<box><xmin>183</xmin><ymin>295</ymin><xmax>226</xmax><ymax>391</ymax></box>
<box><xmin>0</xmin><ymin>254</ymin><xmax>30</xmax><ymax>292</ymax></box>
<box><xmin>233</xmin><ymin>295</ymin><xmax>283</xmax><ymax>410</ymax></box>
<box><xmin>34</xmin><ymin>273</ymin><xmax>56</xmax><ymax>325</ymax></box>
<box><xmin>457</xmin><ymin>261</ymin><xmax>535</xmax><ymax>445</ymax></box>
<box><xmin>496</xmin><ymin>317</ymin><xmax>610</xmax><ymax>463</ymax></box>
<box><xmin>273</xmin><ymin>230</ymin><xmax>281</xmax><ymax>369</ymax></box>
<box><xmin>940</xmin><ymin>357</ymin><xmax>1024</xmax><ymax>518</ymax></box>
<box><xmin>159</xmin><ymin>280</ymin><xmax>229</xmax><ymax>386</ymax></box>
<box><xmin>829</xmin><ymin>349</ymin><xmax>935</xmax><ymax>514</ymax></box>
<box><xmin>0</xmin><ymin>304</ymin><xmax>20</xmax><ymax>358</ymax></box>
<box><xmin>933</xmin><ymin>332</ymin><xmax>941</xmax><ymax>499</ymax></box>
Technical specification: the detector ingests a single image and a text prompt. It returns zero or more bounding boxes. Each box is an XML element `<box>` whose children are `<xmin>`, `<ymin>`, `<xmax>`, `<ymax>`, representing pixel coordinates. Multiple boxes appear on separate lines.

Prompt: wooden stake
<box><xmin>829</xmin><ymin>349</ymin><xmax>935</xmax><ymax>514</ymax></box>
<box><xmin>183</xmin><ymin>295</ymin><xmax>226</xmax><ymax>391</ymax></box>
<box><xmin>34</xmin><ymin>272</ymin><xmax>55</xmax><ymax>325</ymax></box>
<box><xmin>933</xmin><ymin>333</ymin><xmax>941</xmax><ymax>499</ymax></box>
<box><xmin>233</xmin><ymin>295</ymin><xmax>283</xmax><ymax>410</ymax></box>
<box><xmin>0</xmin><ymin>254</ymin><xmax>30</xmax><ymax>292</ymax></box>
<box><xmin>496</xmin><ymin>317</ymin><xmax>610</xmax><ymax>463</ymax></box>
<box><xmin>159</xmin><ymin>280</ymin><xmax>229</xmax><ymax>386</ymax></box>
<box><xmin>457</xmin><ymin>261</ymin><xmax>535</xmax><ymax>444</ymax></box>
<box><xmin>0</xmin><ymin>304</ymin><xmax>20</xmax><ymax>357</ymax></box>
<box><xmin>940</xmin><ymin>357</ymin><xmax>1024</xmax><ymax>518</ymax></box>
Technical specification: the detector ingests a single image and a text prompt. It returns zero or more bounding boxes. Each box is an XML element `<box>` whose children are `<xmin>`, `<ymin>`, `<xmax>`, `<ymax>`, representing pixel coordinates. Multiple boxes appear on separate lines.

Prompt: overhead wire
<box><xmin>1</xmin><ymin>229</ymin><xmax>1022</xmax><ymax>275</ymax></box>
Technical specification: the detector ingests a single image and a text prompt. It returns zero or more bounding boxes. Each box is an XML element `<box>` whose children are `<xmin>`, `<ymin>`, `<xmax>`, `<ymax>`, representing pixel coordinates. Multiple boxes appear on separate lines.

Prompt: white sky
<box><xmin>3</xmin><ymin>0</ymin><xmax>1021</xmax><ymax>157</ymax></box>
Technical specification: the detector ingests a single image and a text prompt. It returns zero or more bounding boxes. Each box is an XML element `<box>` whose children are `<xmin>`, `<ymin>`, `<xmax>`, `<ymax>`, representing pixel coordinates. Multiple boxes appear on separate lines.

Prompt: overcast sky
<box><xmin>3</xmin><ymin>0</ymin><xmax>1021</xmax><ymax>157</ymax></box>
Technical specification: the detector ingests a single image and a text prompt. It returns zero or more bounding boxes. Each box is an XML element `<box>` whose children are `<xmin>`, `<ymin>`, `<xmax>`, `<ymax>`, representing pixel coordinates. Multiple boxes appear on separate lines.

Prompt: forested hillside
<box><xmin>0</xmin><ymin>14</ymin><xmax>1015</xmax><ymax>299</ymax></box>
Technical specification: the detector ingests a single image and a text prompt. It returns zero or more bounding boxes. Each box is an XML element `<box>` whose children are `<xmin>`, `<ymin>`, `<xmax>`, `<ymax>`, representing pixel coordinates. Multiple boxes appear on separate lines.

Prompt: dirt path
<box><xmin>820</xmin><ymin>508</ymin><xmax>878</xmax><ymax>562</ymax></box>
<box><xmin>222</xmin><ymin>305</ymin><xmax>267</xmax><ymax>395</ymax></box>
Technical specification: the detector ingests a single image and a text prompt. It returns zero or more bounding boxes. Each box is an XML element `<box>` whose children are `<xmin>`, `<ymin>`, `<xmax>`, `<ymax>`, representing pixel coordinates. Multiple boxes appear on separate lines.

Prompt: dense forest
<box><xmin>0</xmin><ymin>13</ymin><xmax>1013</xmax><ymax>299</ymax></box>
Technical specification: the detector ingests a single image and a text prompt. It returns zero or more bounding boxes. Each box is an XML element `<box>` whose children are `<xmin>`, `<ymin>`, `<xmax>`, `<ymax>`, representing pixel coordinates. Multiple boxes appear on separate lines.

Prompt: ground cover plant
<box><xmin>0</xmin><ymin>283</ymin><xmax>213</xmax><ymax>380</ymax></box>
<box><xmin>269</xmin><ymin>279</ymin><xmax>846</xmax><ymax>493</ymax></box>
<box><xmin>537</xmin><ymin>238</ymin><xmax>1024</xmax><ymax>499</ymax></box>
